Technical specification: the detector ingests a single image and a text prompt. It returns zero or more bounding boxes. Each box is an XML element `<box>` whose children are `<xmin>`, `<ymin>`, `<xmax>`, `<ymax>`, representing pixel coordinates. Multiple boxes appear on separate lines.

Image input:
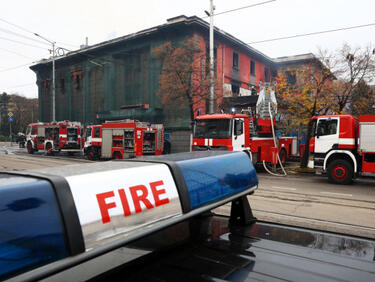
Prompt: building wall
<box><xmin>31</xmin><ymin>24</ymin><xmax>304</xmax><ymax>153</ymax></box>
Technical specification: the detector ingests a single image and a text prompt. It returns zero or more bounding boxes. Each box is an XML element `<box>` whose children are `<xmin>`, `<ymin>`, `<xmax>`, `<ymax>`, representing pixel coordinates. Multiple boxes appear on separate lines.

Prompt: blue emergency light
<box><xmin>0</xmin><ymin>151</ymin><xmax>258</xmax><ymax>281</ymax></box>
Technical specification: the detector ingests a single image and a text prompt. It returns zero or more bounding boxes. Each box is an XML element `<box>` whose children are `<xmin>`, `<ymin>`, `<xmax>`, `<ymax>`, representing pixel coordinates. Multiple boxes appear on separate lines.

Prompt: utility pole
<box><xmin>34</xmin><ymin>33</ymin><xmax>56</xmax><ymax>122</ymax></box>
<box><xmin>208</xmin><ymin>0</ymin><xmax>215</xmax><ymax>114</ymax></box>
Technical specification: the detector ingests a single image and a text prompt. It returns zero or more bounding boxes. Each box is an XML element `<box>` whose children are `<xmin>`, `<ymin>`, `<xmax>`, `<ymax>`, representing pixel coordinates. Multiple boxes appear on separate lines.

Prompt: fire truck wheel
<box><xmin>87</xmin><ymin>148</ymin><xmax>95</xmax><ymax>160</ymax></box>
<box><xmin>27</xmin><ymin>142</ymin><xmax>34</xmax><ymax>154</ymax></box>
<box><xmin>112</xmin><ymin>152</ymin><xmax>122</xmax><ymax>160</ymax></box>
<box><xmin>327</xmin><ymin>159</ymin><xmax>353</xmax><ymax>185</ymax></box>
<box><xmin>45</xmin><ymin>143</ymin><xmax>54</xmax><ymax>156</ymax></box>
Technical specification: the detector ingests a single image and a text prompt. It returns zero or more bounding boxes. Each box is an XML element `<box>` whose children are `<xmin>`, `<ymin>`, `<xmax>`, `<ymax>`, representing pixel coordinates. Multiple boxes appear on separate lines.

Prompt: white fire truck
<box><xmin>26</xmin><ymin>121</ymin><xmax>83</xmax><ymax>155</ymax></box>
<box><xmin>84</xmin><ymin>120</ymin><xmax>164</xmax><ymax>160</ymax></box>
<box><xmin>308</xmin><ymin>114</ymin><xmax>375</xmax><ymax>184</ymax></box>
<box><xmin>192</xmin><ymin>84</ymin><xmax>297</xmax><ymax>166</ymax></box>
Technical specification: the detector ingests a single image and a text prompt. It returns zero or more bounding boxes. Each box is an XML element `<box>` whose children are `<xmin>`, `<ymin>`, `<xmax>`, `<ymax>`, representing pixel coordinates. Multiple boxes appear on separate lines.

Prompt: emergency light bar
<box><xmin>0</xmin><ymin>151</ymin><xmax>257</xmax><ymax>281</ymax></box>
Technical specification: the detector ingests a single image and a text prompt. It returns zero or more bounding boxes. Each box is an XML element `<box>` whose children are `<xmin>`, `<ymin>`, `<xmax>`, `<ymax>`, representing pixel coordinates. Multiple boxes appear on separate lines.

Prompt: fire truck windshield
<box><xmin>85</xmin><ymin>128</ymin><xmax>92</xmax><ymax>138</ymax></box>
<box><xmin>194</xmin><ymin>119</ymin><xmax>232</xmax><ymax>139</ymax></box>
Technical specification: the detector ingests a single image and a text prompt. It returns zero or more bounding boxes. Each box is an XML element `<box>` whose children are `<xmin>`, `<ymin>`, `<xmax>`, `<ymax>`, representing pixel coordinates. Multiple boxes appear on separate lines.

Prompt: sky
<box><xmin>1</xmin><ymin>0</ymin><xmax>375</xmax><ymax>99</ymax></box>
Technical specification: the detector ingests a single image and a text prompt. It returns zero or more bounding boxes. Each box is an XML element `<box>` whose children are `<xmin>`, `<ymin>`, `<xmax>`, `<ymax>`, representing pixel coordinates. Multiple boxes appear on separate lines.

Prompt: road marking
<box><xmin>271</xmin><ymin>186</ymin><xmax>297</xmax><ymax>191</ymax></box>
<box><xmin>320</xmin><ymin>192</ymin><xmax>352</xmax><ymax>197</ymax></box>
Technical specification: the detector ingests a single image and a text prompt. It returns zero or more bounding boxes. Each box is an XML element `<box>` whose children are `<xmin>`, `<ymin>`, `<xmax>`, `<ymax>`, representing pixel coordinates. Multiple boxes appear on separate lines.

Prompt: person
<box><xmin>163</xmin><ymin>136</ymin><xmax>171</xmax><ymax>154</ymax></box>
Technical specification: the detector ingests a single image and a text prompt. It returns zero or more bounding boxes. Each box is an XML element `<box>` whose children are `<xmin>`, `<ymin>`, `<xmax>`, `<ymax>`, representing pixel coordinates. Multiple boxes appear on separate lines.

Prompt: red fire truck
<box><xmin>84</xmin><ymin>120</ymin><xmax>164</xmax><ymax>160</ymax></box>
<box><xmin>192</xmin><ymin>84</ymin><xmax>297</xmax><ymax>166</ymax></box>
<box><xmin>308</xmin><ymin>114</ymin><xmax>375</xmax><ymax>184</ymax></box>
<box><xmin>25</xmin><ymin>121</ymin><xmax>83</xmax><ymax>155</ymax></box>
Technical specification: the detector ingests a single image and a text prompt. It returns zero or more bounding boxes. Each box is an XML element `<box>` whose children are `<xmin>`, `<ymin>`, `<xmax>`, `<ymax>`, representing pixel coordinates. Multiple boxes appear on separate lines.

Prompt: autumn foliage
<box><xmin>152</xmin><ymin>37</ymin><xmax>210</xmax><ymax>127</ymax></box>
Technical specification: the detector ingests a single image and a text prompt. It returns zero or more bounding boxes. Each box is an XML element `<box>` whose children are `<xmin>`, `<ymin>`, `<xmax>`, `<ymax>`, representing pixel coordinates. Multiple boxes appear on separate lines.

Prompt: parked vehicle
<box><xmin>308</xmin><ymin>114</ymin><xmax>375</xmax><ymax>184</ymax></box>
<box><xmin>84</xmin><ymin>120</ymin><xmax>164</xmax><ymax>160</ymax></box>
<box><xmin>192</xmin><ymin>83</ymin><xmax>297</xmax><ymax>166</ymax></box>
<box><xmin>25</xmin><ymin>120</ymin><xmax>83</xmax><ymax>155</ymax></box>
<box><xmin>3</xmin><ymin>152</ymin><xmax>374</xmax><ymax>281</ymax></box>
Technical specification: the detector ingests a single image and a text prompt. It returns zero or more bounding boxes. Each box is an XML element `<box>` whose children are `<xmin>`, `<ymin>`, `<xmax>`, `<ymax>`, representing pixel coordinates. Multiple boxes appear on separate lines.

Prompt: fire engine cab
<box><xmin>308</xmin><ymin>114</ymin><xmax>375</xmax><ymax>184</ymax></box>
<box><xmin>25</xmin><ymin>121</ymin><xmax>83</xmax><ymax>155</ymax></box>
<box><xmin>192</xmin><ymin>84</ymin><xmax>297</xmax><ymax>165</ymax></box>
<box><xmin>84</xmin><ymin>120</ymin><xmax>164</xmax><ymax>160</ymax></box>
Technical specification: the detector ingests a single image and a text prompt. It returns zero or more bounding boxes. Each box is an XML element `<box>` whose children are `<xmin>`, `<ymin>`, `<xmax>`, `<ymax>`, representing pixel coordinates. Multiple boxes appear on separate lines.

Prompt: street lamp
<box><xmin>34</xmin><ymin>33</ymin><xmax>56</xmax><ymax>122</ymax></box>
<box><xmin>206</xmin><ymin>0</ymin><xmax>215</xmax><ymax>114</ymax></box>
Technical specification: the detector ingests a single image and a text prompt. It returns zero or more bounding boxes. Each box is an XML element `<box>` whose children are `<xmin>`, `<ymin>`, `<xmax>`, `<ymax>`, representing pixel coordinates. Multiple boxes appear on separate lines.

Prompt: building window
<box><xmin>264</xmin><ymin>68</ymin><xmax>269</xmax><ymax>82</ymax></box>
<box><xmin>285</xmin><ymin>71</ymin><xmax>296</xmax><ymax>85</ymax></box>
<box><xmin>60</xmin><ymin>78</ymin><xmax>65</xmax><ymax>93</ymax></box>
<box><xmin>233</xmin><ymin>52</ymin><xmax>239</xmax><ymax>69</ymax></box>
<box><xmin>250</xmin><ymin>60</ymin><xmax>255</xmax><ymax>76</ymax></box>
<box><xmin>231</xmin><ymin>83</ymin><xmax>239</xmax><ymax>95</ymax></box>
<box><xmin>72</xmin><ymin>71</ymin><xmax>82</xmax><ymax>90</ymax></box>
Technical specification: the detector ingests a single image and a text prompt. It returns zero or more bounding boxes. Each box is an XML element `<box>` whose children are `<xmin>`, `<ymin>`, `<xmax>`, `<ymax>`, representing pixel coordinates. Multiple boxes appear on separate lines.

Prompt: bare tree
<box><xmin>332</xmin><ymin>43</ymin><xmax>375</xmax><ymax>113</ymax></box>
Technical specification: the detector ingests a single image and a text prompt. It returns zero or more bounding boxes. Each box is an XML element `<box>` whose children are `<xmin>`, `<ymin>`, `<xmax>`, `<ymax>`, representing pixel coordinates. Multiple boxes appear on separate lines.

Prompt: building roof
<box><xmin>30</xmin><ymin>15</ymin><xmax>276</xmax><ymax>70</ymax></box>
<box><xmin>273</xmin><ymin>53</ymin><xmax>318</xmax><ymax>64</ymax></box>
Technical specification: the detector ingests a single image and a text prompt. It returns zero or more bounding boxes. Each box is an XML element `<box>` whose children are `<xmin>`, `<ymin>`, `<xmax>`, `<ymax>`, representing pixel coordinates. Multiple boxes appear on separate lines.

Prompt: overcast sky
<box><xmin>1</xmin><ymin>0</ymin><xmax>375</xmax><ymax>99</ymax></box>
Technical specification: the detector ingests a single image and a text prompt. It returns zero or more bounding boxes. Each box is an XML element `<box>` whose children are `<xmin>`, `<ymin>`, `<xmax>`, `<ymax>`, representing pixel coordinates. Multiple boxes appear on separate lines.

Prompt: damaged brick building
<box><xmin>30</xmin><ymin>15</ymin><xmax>320</xmax><ymax>152</ymax></box>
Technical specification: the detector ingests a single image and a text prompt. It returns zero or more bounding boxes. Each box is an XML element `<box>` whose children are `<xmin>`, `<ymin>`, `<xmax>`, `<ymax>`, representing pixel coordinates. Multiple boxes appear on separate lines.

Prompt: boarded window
<box><xmin>233</xmin><ymin>52</ymin><xmax>239</xmax><ymax>69</ymax></box>
<box><xmin>250</xmin><ymin>60</ymin><xmax>255</xmax><ymax>76</ymax></box>
<box><xmin>264</xmin><ymin>68</ymin><xmax>269</xmax><ymax>82</ymax></box>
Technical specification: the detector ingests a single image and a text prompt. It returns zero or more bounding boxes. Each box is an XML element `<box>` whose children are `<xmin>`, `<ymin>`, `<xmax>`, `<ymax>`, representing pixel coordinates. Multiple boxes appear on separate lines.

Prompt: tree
<box><xmin>350</xmin><ymin>80</ymin><xmax>375</xmax><ymax>116</ymax></box>
<box><xmin>332</xmin><ymin>44</ymin><xmax>375</xmax><ymax>113</ymax></box>
<box><xmin>277</xmin><ymin>51</ymin><xmax>335</xmax><ymax>167</ymax></box>
<box><xmin>0</xmin><ymin>92</ymin><xmax>38</xmax><ymax>137</ymax></box>
<box><xmin>153</xmin><ymin>37</ymin><xmax>210</xmax><ymax>127</ymax></box>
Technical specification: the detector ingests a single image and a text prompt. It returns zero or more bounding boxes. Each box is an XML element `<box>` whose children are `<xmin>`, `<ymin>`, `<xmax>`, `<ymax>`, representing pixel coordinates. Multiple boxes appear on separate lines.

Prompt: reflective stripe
<box><xmin>339</xmin><ymin>138</ymin><xmax>355</xmax><ymax>145</ymax></box>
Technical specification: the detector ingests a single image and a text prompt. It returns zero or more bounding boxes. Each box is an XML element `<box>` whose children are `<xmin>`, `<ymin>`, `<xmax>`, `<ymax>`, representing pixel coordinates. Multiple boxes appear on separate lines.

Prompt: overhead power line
<box><xmin>0</xmin><ymin>47</ymin><xmax>35</xmax><ymax>59</ymax></box>
<box><xmin>0</xmin><ymin>36</ymin><xmax>47</xmax><ymax>49</ymax></box>
<box><xmin>249</xmin><ymin>22</ymin><xmax>375</xmax><ymax>44</ymax></box>
<box><xmin>0</xmin><ymin>17</ymin><xmax>36</xmax><ymax>35</ymax></box>
<box><xmin>0</xmin><ymin>61</ymin><xmax>36</xmax><ymax>73</ymax></box>
<box><xmin>0</xmin><ymin>26</ymin><xmax>50</xmax><ymax>46</ymax></box>
<box><xmin>4</xmin><ymin>82</ymin><xmax>35</xmax><ymax>89</ymax></box>
<box><xmin>203</xmin><ymin>0</ymin><xmax>276</xmax><ymax>18</ymax></box>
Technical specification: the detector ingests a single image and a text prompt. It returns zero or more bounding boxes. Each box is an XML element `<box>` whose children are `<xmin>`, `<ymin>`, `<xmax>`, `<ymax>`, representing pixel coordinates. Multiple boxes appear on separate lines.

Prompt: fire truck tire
<box><xmin>45</xmin><ymin>143</ymin><xmax>54</xmax><ymax>156</ymax></box>
<box><xmin>87</xmin><ymin>148</ymin><xmax>96</xmax><ymax>160</ymax></box>
<box><xmin>327</xmin><ymin>159</ymin><xmax>353</xmax><ymax>185</ymax></box>
<box><xmin>112</xmin><ymin>152</ymin><xmax>122</xmax><ymax>160</ymax></box>
<box><xmin>27</xmin><ymin>142</ymin><xmax>34</xmax><ymax>154</ymax></box>
<box><xmin>279</xmin><ymin>149</ymin><xmax>287</xmax><ymax>165</ymax></box>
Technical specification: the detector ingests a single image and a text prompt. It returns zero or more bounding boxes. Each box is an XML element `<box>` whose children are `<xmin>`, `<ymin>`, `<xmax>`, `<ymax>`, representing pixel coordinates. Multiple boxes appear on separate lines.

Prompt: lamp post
<box><xmin>34</xmin><ymin>33</ymin><xmax>56</xmax><ymax>122</ymax></box>
<box><xmin>205</xmin><ymin>0</ymin><xmax>215</xmax><ymax>114</ymax></box>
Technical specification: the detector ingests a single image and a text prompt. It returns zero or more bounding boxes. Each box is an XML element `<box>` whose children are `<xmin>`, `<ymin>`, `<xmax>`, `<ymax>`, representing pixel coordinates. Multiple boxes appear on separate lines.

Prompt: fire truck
<box><xmin>308</xmin><ymin>114</ymin><xmax>375</xmax><ymax>184</ymax></box>
<box><xmin>25</xmin><ymin>121</ymin><xmax>83</xmax><ymax>155</ymax></box>
<box><xmin>192</xmin><ymin>84</ymin><xmax>297</xmax><ymax>166</ymax></box>
<box><xmin>84</xmin><ymin>120</ymin><xmax>164</xmax><ymax>160</ymax></box>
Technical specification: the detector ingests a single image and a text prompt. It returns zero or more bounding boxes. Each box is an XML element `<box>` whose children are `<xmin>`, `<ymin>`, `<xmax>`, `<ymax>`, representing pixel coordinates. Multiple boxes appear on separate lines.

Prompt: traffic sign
<box><xmin>8</xmin><ymin>112</ymin><xmax>13</xmax><ymax>117</ymax></box>
<box><xmin>8</xmin><ymin>116</ymin><xmax>13</xmax><ymax>122</ymax></box>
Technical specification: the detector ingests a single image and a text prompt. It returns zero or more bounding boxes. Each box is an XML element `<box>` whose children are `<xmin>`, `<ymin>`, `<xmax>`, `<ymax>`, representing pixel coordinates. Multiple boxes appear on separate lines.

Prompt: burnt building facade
<box><xmin>30</xmin><ymin>16</ymin><xmax>314</xmax><ymax>152</ymax></box>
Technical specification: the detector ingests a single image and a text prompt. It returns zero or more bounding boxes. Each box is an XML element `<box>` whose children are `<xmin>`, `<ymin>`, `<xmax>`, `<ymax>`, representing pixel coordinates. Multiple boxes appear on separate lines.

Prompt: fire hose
<box><xmin>262</xmin><ymin>102</ymin><xmax>287</xmax><ymax>177</ymax></box>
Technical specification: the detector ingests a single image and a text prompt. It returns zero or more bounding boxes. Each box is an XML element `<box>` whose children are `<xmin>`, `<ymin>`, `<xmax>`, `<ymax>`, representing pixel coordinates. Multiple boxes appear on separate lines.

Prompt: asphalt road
<box><xmin>2</xmin><ymin>142</ymin><xmax>375</xmax><ymax>238</ymax></box>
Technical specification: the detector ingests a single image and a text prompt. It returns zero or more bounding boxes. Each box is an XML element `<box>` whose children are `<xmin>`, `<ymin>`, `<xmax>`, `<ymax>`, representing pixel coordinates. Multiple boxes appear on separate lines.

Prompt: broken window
<box><xmin>60</xmin><ymin>77</ymin><xmax>65</xmax><ymax>93</ymax></box>
<box><xmin>233</xmin><ymin>52</ymin><xmax>239</xmax><ymax>69</ymax></box>
<box><xmin>286</xmin><ymin>71</ymin><xmax>296</xmax><ymax>85</ymax></box>
<box><xmin>250</xmin><ymin>60</ymin><xmax>255</xmax><ymax>76</ymax></box>
<box><xmin>72</xmin><ymin>71</ymin><xmax>82</xmax><ymax>89</ymax></box>
<box><xmin>231</xmin><ymin>83</ymin><xmax>240</xmax><ymax>95</ymax></box>
<box><xmin>264</xmin><ymin>68</ymin><xmax>269</xmax><ymax>82</ymax></box>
